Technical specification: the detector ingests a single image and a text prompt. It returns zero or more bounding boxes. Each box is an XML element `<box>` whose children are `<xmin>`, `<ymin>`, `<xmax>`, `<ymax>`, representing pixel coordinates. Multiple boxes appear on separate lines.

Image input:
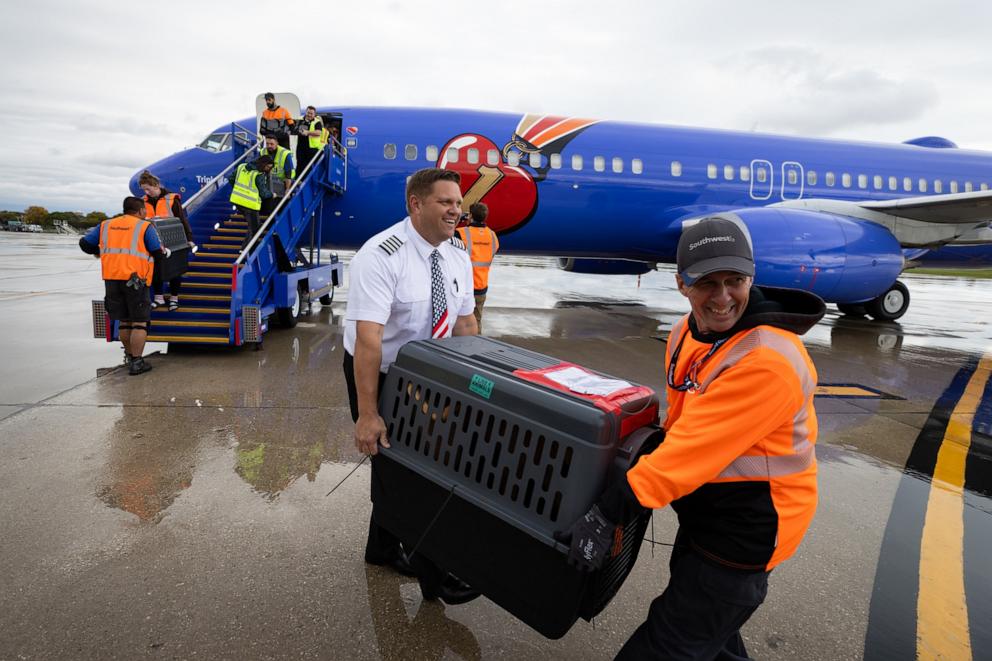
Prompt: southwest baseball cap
<box><xmin>677</xmin><ymin>216</ymin><xmax>755</xmax><ymax>285</ymax></box>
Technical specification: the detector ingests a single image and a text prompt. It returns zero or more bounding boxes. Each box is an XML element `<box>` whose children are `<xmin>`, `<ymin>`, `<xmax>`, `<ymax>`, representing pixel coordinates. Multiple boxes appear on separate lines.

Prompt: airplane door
<box><xmin>749</xmin><ymin>159</ymin><xmax>773</xmax><ymax>200</ymax></box>
<box><xmin>255</xmin><ymin>92</ymin><xmax>302</xmax><ymax>153</ymax></box>
<box><xmin>781</xmin><ymin>161</ymin><xmax>804</xmax><ymax>200</ymax></box>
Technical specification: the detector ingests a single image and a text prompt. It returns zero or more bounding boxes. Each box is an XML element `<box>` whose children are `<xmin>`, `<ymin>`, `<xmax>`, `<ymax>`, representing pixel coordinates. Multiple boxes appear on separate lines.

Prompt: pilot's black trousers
<box><xmin>342</xmin><ymin>351</ymin><xmax>403</xmax><ymax>563</ymax></box>
<box><xmin>614</xmin><ymin>531</ymin><xmax>769</xmax><ymax>661</ymax></box>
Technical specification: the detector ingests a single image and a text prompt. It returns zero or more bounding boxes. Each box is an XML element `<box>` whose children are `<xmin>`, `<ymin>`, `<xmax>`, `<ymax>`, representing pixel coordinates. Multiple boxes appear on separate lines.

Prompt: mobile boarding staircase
<box><xmin>93</xmin><ymin>125</ymin><xmax>347</xmax><ymax>347</ymax></box>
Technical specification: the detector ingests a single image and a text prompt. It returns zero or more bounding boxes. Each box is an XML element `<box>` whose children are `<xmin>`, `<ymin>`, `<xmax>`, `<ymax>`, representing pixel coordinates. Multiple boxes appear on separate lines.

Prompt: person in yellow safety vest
<box><xmin>229</xmin><ymin>155</ymin><xmax>274</xmax><ymax>249</ymax></box>
<box><xmin>455</xmin><ymin>202</ymin><xmax>500</xmax><ymax>332</ymax></box>
<box><xmin>259</xmin><ymin>134</ymin><xmax>295</xmax><ymax>217</ymax></box>
<box><xmin>78</xmin><ymin>197</ymin><xmax>171</xmax><ymax>375</ymax></box>
<box><xmin>295</xmin><ymin>105</ymin><xmax>324</xmax><ymax>175</ymax></box>
<box><xmin>138</xmin><ymin>170</ymin><xmax>196</xmax><ymax>311</ymax></box>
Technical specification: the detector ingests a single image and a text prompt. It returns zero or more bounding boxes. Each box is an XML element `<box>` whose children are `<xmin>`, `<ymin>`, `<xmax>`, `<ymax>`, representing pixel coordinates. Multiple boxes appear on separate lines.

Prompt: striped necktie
<box><xmin>430</xmin><ymin>249</ymin><xmax>449</xmax><ymax>338</ymax></box>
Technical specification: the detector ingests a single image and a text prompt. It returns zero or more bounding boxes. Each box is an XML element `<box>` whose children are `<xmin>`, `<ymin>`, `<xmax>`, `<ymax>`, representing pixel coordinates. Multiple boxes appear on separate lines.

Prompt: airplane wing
<box><xmin>858</xmin><ymin>189</ymin><xmax>992</xmax><ymax>223</ymax></box>
<box><xmin>775</xmin><ymin>190</ymin><xmax>992</xmax><ymax>247</ymax></box>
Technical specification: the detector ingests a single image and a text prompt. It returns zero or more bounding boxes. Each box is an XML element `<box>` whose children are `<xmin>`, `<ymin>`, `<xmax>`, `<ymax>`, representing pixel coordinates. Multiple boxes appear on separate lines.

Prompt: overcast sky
<box><xmin>2</xmin><ymin>0</ymin><xmax>990</xmax><ymax>213</ymax></box>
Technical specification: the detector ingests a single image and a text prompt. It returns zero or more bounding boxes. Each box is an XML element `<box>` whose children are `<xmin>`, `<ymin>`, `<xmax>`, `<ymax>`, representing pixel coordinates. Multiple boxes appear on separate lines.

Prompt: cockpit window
<box><xmin>198</xmin><ymin>132</ymin><xmax>232</xmax><ymax>153</ymax></box>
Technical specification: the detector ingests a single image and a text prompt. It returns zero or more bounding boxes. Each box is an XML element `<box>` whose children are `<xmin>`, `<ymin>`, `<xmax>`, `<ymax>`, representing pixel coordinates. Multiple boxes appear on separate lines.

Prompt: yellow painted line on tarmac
<box><xmin>917</xmin><ymin>352</ymin><xmax>992</xmax><ymax>661</ymax></box>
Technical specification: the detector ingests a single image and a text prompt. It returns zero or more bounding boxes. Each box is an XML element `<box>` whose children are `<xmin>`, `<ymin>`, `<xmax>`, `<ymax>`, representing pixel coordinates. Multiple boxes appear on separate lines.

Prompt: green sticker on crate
<box><xmin>469</xmin><ymin>374</ymin><xmax>494</xmax><ymax>399</ymax></box>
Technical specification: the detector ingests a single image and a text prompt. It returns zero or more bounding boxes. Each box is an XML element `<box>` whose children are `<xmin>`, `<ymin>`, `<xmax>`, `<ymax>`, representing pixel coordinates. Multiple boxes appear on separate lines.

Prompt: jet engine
<box><xmin>729</xmin><ymin>207</ymin><xmax>905</xmax><ymax>304</ymax></box>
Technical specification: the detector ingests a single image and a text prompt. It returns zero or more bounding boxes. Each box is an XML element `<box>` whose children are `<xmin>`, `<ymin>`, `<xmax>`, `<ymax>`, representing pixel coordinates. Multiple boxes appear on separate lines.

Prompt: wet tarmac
<box><xmin>1</xmin><ymin>232</ymin><xmax>991</xmax><ymax>660</ymax></box>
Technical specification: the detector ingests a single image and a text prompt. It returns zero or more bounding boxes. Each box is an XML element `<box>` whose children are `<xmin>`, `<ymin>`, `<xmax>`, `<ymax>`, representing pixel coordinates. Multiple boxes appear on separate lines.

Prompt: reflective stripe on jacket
<box><xmin>627</xmin><ymin>314</ymin><xmax>819</xmax><ymax>570</ymax></box>
<box><xmin>98</xmin><ymin>214</ymin><xmax>154</xmax><ymax>284</ymax></box>
<box><xmin>456</xmin><ymin>225</ymin><xmax>500</xmax><ymax>293</ymax></box>
<box><xmin>229</xmin><ymin>164</ymin><xmax>262</xmax><ymax>211</ymax></box>
<box><xmin>143</xmin><ymin>192</ymin><xmax>178</xmax><ymax>219</ymax></box>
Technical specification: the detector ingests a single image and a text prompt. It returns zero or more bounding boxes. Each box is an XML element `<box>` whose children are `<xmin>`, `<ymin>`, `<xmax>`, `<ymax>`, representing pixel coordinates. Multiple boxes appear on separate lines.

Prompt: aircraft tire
<box><xmin>319</xmin><ymin>289</ymin><xmax>333</xmax><ymax>305</ymax></box>
<box><xmin>865</xmin><ymin>280</ymin><xmax>910</xmax><ymax>321</ymax></box>
<box><xmin>837</xmin><ymin>303</ymin><xmax>867</xmax><ymax>317</ymax></box>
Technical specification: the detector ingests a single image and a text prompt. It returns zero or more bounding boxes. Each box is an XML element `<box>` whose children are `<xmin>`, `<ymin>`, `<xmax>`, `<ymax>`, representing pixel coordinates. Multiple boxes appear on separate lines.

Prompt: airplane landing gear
<box><xmin>865</xmin><ymin>280</ymin><xmax>910</xmax><ymax>321</ymax></box>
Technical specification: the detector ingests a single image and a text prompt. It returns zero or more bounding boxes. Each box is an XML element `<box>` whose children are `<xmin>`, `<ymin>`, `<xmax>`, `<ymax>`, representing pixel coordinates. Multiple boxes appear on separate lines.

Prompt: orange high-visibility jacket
<box><xmin>98</xmin><ymin>214</ymin><xmax>155</xmax><ymax>285</ymax></box>
<box><xmin>456</xmin><ymin>225</ymin><xmax>500</xmax><ymax>294</ymax></box>
<box><xmin>627</xmin><ymin>313</ymin><xmax>819</xmax><ymax>571</ymax></box>
<box><xmin>143</xmin><ymin>192</ymin><xmax>179</xmax><ymax>219</ymax></box>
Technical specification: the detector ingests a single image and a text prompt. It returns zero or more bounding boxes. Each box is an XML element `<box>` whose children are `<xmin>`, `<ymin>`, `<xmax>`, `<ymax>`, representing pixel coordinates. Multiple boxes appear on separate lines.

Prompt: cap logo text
<box><xmin>689</xmin><ymin>235</ymin><xmax>734</xmax><ymax>251</ymax></box>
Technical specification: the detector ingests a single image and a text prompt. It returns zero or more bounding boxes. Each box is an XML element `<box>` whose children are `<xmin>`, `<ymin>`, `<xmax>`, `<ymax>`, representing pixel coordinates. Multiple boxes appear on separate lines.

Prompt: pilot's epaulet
<box><xmin>449</xmin><ymin>235</ymin><xmax>466</xmax><ymax>250</ymax></box>
<box><xmin>378</xmin><ymin>235</ymin><xmax>405</xmax><ymax>255</ymax></box>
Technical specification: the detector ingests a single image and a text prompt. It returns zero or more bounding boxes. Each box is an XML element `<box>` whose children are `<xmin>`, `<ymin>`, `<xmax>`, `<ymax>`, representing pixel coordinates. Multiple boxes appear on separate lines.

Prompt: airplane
<box><xmin>131</xmin><ymin>101</ymin><xmax>992</xmax><ymax>329</ymax></box>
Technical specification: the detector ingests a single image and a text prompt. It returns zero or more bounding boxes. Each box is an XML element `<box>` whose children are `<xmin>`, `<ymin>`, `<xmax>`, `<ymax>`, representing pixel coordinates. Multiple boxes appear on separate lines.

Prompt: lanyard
<box><xmin>667</xmin><ymin>330</ymin><xmax>729</xmax><ymax>393</ymax></box>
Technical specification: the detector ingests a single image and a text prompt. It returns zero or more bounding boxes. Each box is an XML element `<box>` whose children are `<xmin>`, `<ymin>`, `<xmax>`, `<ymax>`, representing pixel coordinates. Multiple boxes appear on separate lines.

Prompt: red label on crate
<box><xmin>512</xmin><ymin>363</ymin><xmax>658</xmax><ymax>437</ymax></box>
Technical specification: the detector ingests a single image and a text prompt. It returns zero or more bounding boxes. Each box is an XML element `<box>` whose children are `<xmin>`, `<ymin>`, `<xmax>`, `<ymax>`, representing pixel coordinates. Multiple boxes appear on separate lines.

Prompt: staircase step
<box><xmin>203</xmin><ymin>244</ymin><xmax>240</xmax><ymax>252</ymax></box>
<box><xmin>188</xmin><ymin>261</ymin><xmax>232</xmax><ymax>270</ymax></box>
<box><xmin>185</xmin><ymin>271</ymin><xmax>231</xmax><ymax>279</ymax></box>
<box><xmin>217</xmin><ymin>227</ymin><xmax>247</xmax><ymax>234</ymax></box>
<box><xmin>197</xmin><ymin>251</ymin><xmax>238</xmax><ymax>259</ymax></box>
<box><xmin>210</xmin><ymin>235</ymin><xmax>243</xmax><ymax>243</ymax></box>
<box><xmin>184</xmin><ymin>282</ymin><xmax>232</xmax><ymax>290</ymax></box>
<box><xmin>225</xmin><ymin>221</ymin><xmax>249</xmax><ymax>227</ymax></box>
<box><xmin>183</xmin><ymin>294</ymin><xmax>232</xmax><ymax>302</ymax></box>
<box><xmin>151</xmin><ymin>320</ymin><xmax>230</xmax><ymax>329</ymax></box>
<box><xmin>147</xmin><ymin>334</ymin><xmax>230</xmax><ymax>344</ymax></box>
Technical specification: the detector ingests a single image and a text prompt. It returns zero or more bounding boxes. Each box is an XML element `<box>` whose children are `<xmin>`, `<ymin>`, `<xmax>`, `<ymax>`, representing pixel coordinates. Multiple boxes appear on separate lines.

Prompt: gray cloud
<box><xmin>1</xmin><ymin>0</ymin><xmax>991</xmax><ymax>212</ymax></box>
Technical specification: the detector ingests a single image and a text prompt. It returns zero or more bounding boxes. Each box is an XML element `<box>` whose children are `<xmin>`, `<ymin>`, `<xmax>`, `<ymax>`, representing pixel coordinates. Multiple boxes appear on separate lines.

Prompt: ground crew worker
<box><xmin>229</xmin><ymin>155</ymin><xmax>274</xmax><ymax>249</ymax></box>
<box><xmin>557</xmin><ymin>215</ymin><xmax>826</xmax><ymax>660</ymax></box>
<box><xmin>78</xmin><ymin>197</ymin><xmax>170</xmax><ymax>375</ymax></box>
<box><xmin>138</xmin><ymin>170</ymin><xmax>195</xmax><ymax>311</ymax></box>
<box><xmin>260</xmin><ymin>92</ymin><xmax>294</xmax><ymax>149</ymax></box>
<box><xmin>259</xmin><ymin>134</ymin><xmax>295</xmax><ymax>217</ymax></box>
<box><xmin>455</xmin><ymin>202</ymin><xmax>499</xmax><ymax>332</ymax></box>
<box><xmin>295</xmin><ymin>105</ymin><xmax>324</xmax><ymax>174</ymax></box>
<box><xmin>343</xmin><ymin>168</ymin><xmax>479</xmax><ymax>606</ymax></box>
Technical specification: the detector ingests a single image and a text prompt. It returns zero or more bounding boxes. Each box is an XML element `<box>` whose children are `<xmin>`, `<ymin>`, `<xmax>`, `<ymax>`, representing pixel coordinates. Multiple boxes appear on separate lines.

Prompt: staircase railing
<box><xmin>228</xmin><ymin>143</ymin><xmax>347</xmax><ymax>342</ymax></box>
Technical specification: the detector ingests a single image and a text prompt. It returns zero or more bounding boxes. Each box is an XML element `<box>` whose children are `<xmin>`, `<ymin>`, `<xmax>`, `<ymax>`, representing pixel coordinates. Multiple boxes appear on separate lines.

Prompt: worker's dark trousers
<box><xmin>615</xmin><ymin>533</ymin><xmax>769</xmax><ymax>661</ymax></box>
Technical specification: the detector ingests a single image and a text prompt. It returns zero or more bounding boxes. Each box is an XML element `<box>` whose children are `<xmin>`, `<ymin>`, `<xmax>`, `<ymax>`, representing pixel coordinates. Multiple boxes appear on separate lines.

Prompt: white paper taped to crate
<box><xmin>543</xmin><ymin>366</ymin><xmax>632</xmax><ymax>396</ymax></box>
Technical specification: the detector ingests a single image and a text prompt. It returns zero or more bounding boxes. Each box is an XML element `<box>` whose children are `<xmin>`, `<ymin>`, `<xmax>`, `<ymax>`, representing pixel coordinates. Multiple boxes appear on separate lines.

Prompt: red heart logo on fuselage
<box><xmin>437</xmin><ymin>134</ymin><xmax>538</xmax><ymax>234</ymax></box>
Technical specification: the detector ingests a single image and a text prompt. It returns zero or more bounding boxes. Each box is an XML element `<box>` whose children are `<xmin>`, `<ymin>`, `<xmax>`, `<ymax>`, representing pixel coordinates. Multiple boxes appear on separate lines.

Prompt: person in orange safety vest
<box><xmin>261</xmin><ymin>92</ymin><xmax>295</xmax><ymax>149</ymax></box>
<box><xmin>455</xmin><ymin>202</ymin><xmax>499</xmax><ymax>332</ymax></box>
<box><xmin>556</xmin><ymin>214</ymin><xmax>826</xmax><ymax>660</ymax></box>
<box><xmin>79</xmin><ymin>197</ymin><xmax>171</xmax><ymax>375</ymax></box>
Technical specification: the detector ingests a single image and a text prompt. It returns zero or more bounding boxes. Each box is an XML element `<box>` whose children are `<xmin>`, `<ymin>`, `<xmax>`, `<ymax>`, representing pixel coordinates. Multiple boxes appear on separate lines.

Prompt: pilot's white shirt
<box><xmin>344</xmin><ymin>217</ymin><xmax>474</xmax><ymax>372</ymax></box>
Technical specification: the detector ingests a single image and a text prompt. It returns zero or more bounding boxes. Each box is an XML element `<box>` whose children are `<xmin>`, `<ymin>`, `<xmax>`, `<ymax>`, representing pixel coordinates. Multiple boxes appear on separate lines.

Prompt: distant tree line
<box><xmin>1</xmin><ymin>207</ymin><xmax>109</xmax><ymax>229</ymax></box>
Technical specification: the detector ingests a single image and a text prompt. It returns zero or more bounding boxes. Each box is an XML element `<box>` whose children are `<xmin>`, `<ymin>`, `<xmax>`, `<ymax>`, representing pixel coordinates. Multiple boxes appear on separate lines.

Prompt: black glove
<box><xmin>554</xmin><ymin>504</ymin><xmax>617</xmax><ymax>572</ymax></box>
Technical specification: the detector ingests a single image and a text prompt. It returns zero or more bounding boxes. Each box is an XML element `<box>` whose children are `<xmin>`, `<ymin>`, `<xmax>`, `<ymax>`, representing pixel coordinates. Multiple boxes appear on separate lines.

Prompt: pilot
<box><xmin>342</xmin><ymin>167</ymin><xmax>479</xmax><ymax>605</ymax></box>
<box><xmin>455</xmin><ymin>202</ymin><xmax>499</xmax><ymax>332</ymax></box>
<box><xmin>295</xmin><ymin>105</ymin><xmax>324</xmax><ymax>175</ymax></box>
<box><xmin>259</xmin><ymin>134</ymin><xmax>295</xmax><ymax>217</ymax></box>
<box><xmin>557</xmin><ymin>216</ymin><xmax>826</xmax><ymax>659</ymax></box>
<box><xmin>138</xmin><ymin>170</ymin><xmax>195</xmax><ymax>311</ymax></box>
<box><xmin>78</xmin><ymin>197</ymin><xmax>170</xmax><ymax>375</ymax></box>
<box><xmin>260</xmin><ymin>92</ymin><xmax>294</xmax><ymax>149</ymax></box>
<box><xmin>229</xmin><ymin>155</ymin><xmax>274</xmax><ymax>249</ymax></box>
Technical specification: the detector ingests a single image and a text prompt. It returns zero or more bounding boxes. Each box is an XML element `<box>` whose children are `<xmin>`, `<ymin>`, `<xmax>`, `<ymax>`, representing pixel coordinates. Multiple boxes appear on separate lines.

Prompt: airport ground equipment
<box><xmin>92</xmin><ymin>125</ymin><xmax>346</xmax><ymax>346</ymax></box>
<box><xmin>373</xmin><ymin>336</ymin><xmax>663</xmax><ymax>638</ymax></box>
<box><xmin>150</xmin><ymin>217</ymin><xmax>191</xmax><ymax>282</ymax></box>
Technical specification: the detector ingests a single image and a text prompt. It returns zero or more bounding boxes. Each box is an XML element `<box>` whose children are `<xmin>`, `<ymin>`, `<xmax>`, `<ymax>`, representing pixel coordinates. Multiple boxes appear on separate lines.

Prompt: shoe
<box><xmin>168</xmin><ymin>298</ymin><xmax>179</xmax><ymax>311</ymax></box>
<box><xmin>129</xmin><ymin>357</ymin><xmax>153</xmax><ymax>375</ymax></box>
<box><xmin>365</xmin><ymin>547</ymin><xmax>417</xmax><ymax>577</ymax></box>
<box><xmin>123</xmin><ymin>353</ymin><xmax>132</xmax><ymax>367</ymax></box>
<box><xmin>419</xmin><ymin>573</ymin><xmax>480</xmax><ymax>605</ymax></box>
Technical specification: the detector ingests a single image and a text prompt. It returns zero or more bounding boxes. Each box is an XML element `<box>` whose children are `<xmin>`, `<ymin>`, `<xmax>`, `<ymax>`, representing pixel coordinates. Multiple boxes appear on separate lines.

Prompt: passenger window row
<box><xmin>383</xmin><ymin>143</ymin><xmax>644</xmax><ymax>175</ymax></box>
<box><xmin>690</xmin><ymin>161</ymin><xmax>989</xmax><ymax>194</ymax></box>
<box><xmin>385</xmin><ymin>144</ymin><xmax>989</xmax><ymax>193</ymax></box>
